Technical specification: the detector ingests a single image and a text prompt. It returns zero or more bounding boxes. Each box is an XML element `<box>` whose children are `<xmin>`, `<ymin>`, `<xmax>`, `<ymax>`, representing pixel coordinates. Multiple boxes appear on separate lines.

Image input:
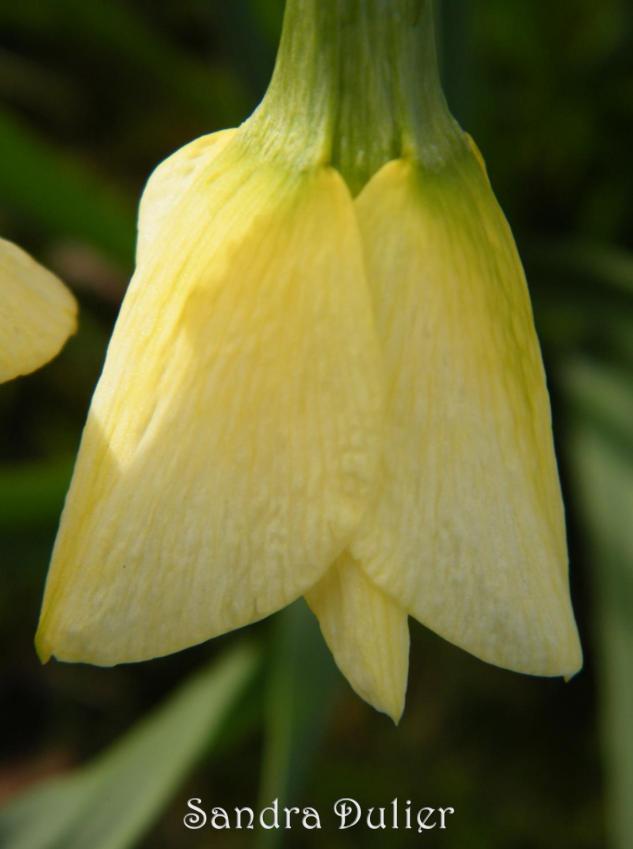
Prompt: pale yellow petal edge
<box><xmin>307</xmin><ymin>554</ymin><xmax>409</xmax><ymax>723</ymax></box>
<box><xmin>0</xmin><ymin>238</ymin><xmax>77</xmax><ymax>383</ymax></box>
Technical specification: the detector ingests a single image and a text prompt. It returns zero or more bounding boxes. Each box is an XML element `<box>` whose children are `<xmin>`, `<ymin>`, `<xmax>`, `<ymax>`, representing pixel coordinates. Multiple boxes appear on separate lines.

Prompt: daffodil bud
<box><xmin>36</xmin><ymin>0</ymin><xmax>581</xmax><ymax>722</ymax></box>
<box><xmin>0</xmin><ymin>238</ymin><xmax>77</xmax><ymax>383</ymax></box>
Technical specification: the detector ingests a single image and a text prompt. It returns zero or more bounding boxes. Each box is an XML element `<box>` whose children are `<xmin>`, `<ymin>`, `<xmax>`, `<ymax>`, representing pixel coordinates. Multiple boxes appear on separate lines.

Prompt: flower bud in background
<box><xmin>36</xmin><ymin>0</ymin><xmax>581</xmax><ymax>722</ymax></box>
<box><xmin>0</xmin><ymin>238</ymin><xmax>76</xmax><ymax>383</ymax></box>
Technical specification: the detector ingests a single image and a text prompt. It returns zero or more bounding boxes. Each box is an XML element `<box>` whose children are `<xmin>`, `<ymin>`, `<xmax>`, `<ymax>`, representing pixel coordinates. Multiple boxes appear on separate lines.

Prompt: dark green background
<box><xmin>0</xmin><ymin>1</ymin><xmax>632</xmax><ymax>847</ymax></box>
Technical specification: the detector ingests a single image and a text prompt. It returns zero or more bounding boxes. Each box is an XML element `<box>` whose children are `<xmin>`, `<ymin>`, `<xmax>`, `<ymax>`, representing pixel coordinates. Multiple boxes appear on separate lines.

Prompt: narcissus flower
<box><xmin>0</xmin><ymin>238</ymin><xmax>76</xmax><ymax>383</ymax></box>
<box><xmin>36</xmin><ymin>0</ymin><xmax>581</xmax><ymax>721</ymax></box>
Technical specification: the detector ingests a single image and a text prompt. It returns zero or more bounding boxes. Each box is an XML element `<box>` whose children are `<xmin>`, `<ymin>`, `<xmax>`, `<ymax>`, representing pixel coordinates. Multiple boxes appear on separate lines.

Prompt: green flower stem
<box><xmin>243</xmin><ymin>0</ymin><xmax>464</xmax><ymax>193</ymax></box>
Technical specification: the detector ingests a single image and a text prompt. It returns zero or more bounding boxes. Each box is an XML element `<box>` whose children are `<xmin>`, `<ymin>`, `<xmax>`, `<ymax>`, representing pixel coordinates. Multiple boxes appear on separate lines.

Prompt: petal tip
<box><xmin>383</xmin><ymin>696</ymin><xmax>405</xmax><ymax>726</ymax></box>
<box><xmin>306</xmin><ymin>556</ymin><xmax>409</xmax><ymax>722</ymax></box>
<box><xmin>561</xmin><ymin>638</ymin><xmax>584</xmax><ymax>683</ymax></box>
<box><xmin>34</xmin><ymin>629</ymin><xmax>52</xmax><ymax>665</ymax></box>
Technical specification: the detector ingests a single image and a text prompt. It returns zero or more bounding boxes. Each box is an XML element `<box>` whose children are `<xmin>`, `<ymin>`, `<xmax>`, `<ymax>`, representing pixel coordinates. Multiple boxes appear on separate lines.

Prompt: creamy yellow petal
<box><xmin>37</xmin><ymin>139</ymin><xmax>383</xmax><ymax>665</ymax></box>
<box><xmin>351</xmin><ymin>149</ymin><xmax>582</xmax><ymax>677</ymax></box>
<box><xmin>0</xmin><ymin>238</ymin><xmax>77</xmax><ymax>383</ymax></box>
<box><xmin>136</xmin><ymin>129</ymin><xmax>236</xmax><ymax>267</ymax></box>
<box><xmin>306</xmin><ymin>554</ymin><xmax>409</xmax><ymax>722</ymax></box>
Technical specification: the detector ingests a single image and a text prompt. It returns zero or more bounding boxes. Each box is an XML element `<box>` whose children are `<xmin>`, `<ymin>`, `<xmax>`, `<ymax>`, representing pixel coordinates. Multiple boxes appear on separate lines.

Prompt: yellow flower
<box><xmin>36</xmin><ymin>0</ymin><xmax>581</xmax><ymax>722</ymax></box>
<box><xmin>0</xmin><ymin>238</ymin><xmax>77</xmax><ymax>383</ymax></box>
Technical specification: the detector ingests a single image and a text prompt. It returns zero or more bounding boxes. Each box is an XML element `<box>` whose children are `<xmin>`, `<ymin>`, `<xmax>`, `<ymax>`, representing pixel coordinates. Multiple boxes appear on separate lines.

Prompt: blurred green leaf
<box><xmin>0</xmin><ymin>457</ymin><xmax>73</xmax><ymax>530</ymax></box>
<box><xmin>530</xmin><ymin>240</ymin><xmax>633</xmax><ymax>297</ymax></box>
<box><xmin>0</xmin><ymin>0</ymin><xmax>249</xmax><ymax>126</ymax></box>
<box><xmin>256</xmin><ymin>601</ymin><xmax>340</xmax><ymax>849</ymax></box>
<box><xmin>246</xmin><ymin>0</ymin><xmax>285</xmax><ymax>43</ymax></box>
<box><xmin>0</xmin><ymin>109</ymin><xmax>135</xmax><ymax>265</ymax></box>
<box><xmin>527</xmin><ymin>240</ymin><xmax>633</xmax><ymax>361</ymax></box>
<box><xmin>0</xmin><ymin>643</ymin><xmax>258</xmax><ymax>849</ymax></box>
<box><xmin>563</xmin><ymin>358</ymin><xmax>633</xmax><ymax>849</ymax></box>
<box><xmin>0</xmin><ymin>49</ymin><xmax>79</xmax><ymax>118</ymax></box>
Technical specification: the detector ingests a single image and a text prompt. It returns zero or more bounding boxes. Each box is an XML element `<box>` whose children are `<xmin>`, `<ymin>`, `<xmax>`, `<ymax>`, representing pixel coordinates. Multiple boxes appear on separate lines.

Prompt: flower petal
<box><xmin>351</xmin><ymin>150</ymin><xmax>582</xmax><ymax>677</ymax></box>
<box><xmin>36</xmin><ymin>139</ymin><xmax>383</xmax><ymax>665</ymax></box>
<box><xmin>0</xmin><ymin>238</ymin><xmax>77</xmax><ymax>383</ymax></box>
<box><xmin>306</xmin><ymin>554</ymin><xmax>409</xmax><ymax>722</ymax></box>
<box><xmin>136</xmin><ymin>129</ymin><xmax>236</xmax><ymax>267</ymax></box>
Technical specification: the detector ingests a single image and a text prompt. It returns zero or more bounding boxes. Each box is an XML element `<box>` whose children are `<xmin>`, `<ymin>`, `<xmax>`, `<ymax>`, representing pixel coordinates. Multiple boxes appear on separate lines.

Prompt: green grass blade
<box><xmin>256</xmin><ymin>601</ymin><xmax>341</xmax><ymax>849</ymax></box>
<box><xmin>563</xmin><ymin>358</ymin><xmax>633</xmax><ymax>849</ymax></box>
<box><xmin>0</xmin><ymin>643</ymin><xmax>259</xmax><ymax>849</ymax></box>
